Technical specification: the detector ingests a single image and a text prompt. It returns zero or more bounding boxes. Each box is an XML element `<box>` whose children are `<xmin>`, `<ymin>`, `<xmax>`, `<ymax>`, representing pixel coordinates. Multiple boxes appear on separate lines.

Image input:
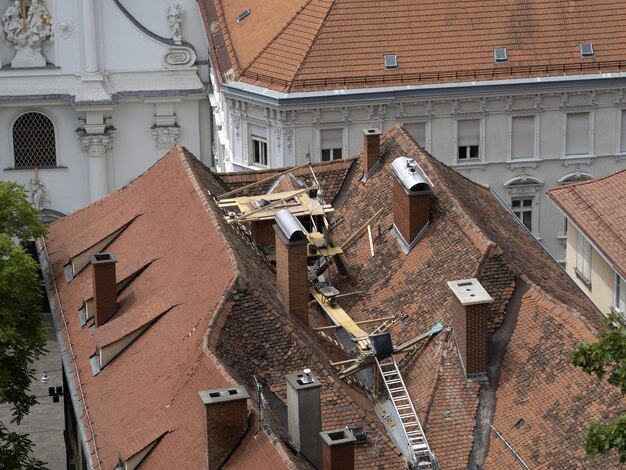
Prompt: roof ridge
<box><xmin>239</xmin><ymin>0</ymin><xmax>317</xmax><ymax>77</ymax></box>
<box><xmin>287</xmin><ymin>0</ymin><xmax>337</xmax><ymax>92</ymax></box>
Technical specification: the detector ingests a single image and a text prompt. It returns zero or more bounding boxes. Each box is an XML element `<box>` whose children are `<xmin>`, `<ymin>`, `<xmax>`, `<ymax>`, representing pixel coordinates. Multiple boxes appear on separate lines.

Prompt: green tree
<box><xmin>0</xmin><ymin>181</ymin><xmax>47</xmax><ymax>470</ymax></box>
<box><xmin>571</xmin><ymin>313</ymin><xmax>626</xmax><ymax>463</ymax></box>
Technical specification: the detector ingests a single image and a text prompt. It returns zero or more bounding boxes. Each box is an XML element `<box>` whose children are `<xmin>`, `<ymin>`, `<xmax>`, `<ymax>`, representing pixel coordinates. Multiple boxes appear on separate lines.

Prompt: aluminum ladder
<box><xmin>376</xmin><ymin>355</ymin><xmax>435</xmax><ymax>469</ymax></box>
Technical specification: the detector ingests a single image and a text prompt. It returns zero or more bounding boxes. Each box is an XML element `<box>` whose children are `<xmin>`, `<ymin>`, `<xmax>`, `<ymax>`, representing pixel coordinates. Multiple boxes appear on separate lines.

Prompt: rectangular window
<box><xmin>575</xmin><ymin>230</ymin><xmax>592</xmax><ymax>284</ymax></box>
<box><xmin>404</xmin><ymin>122</ymin><xmax>427</xmax><ymax>149</ymax></box>
<box><xmin>511</xmin><ymin>116</ymin><xmax>535</xmax><ymax>159</ymax></box>
<box><xmin>320</xmin><ymin>129</ymin><xmax>343</xmax><ymax>161</ymax></box>
<box><xmin>566</xmin><ymin>112</ymin><xmax>590</xmax><ymax>156</ymax></box>
<box><xmin>457</xmin><ymin>119</ymin><xmax>480</xmax><ymax>161</ymax></box>
<box><xmin>251</xmin><ymin>136</ymin><xmax>268</xmax><ymax>166</ymax></box>
<box><xmin>615</xmin><ymin>274</ymin><xmax>626</xmax><ymax>315</ymax></box>
<box><xmin>511</xmin><ymin>198</ymin><xmax>533</xmax><ymax>232</ymax></box>
<box><xmin>620</xmin><ymin>110</ymin><xmax>626</xmax><ymax>153</ymax></box>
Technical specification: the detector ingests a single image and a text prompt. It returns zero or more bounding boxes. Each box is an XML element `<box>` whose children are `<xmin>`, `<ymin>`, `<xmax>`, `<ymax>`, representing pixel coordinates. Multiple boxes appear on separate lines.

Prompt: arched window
<box><xmin>504</xmin><ymin>174</ymin><xmax>544</xmax><ymax>238</ymax></box>
<box><xmin>12</xmin><ymin>112</ymin><xmax>57</xmax><ymax>168</ymax></box>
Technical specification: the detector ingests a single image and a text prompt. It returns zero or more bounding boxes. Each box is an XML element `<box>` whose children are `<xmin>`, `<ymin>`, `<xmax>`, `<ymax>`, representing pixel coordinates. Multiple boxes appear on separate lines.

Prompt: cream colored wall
<box><xmin>565</xmin><ymin>229</ymin><xmax>614</xmax><ymax>315</ymax></box>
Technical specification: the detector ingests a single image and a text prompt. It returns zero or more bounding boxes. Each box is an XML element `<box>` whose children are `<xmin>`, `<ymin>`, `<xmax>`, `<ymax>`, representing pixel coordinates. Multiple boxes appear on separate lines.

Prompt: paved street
<box><xmin>0</xmin><ymin>312</ymin><xmax>66</xmax><ymax>470</ymax></box>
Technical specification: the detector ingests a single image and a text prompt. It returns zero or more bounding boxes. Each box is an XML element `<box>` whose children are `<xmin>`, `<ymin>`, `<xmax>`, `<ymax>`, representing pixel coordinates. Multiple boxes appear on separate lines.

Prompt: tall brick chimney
<box><xmin>287</xmin><ymin>369</ymin><xmax>322</xmax><ymax>469</ymax></box>
<box><xmin>198</xmin><ymin>386</ymin><xmax>250</xmax><ymax>469</ymax></box>
<box><xmin>363</xmin><ymin>128</ymin><xmax>382</xmax><ymax>173</ymax></box>
<box><xmin>274</xmin><ymin>209</ymin><xmax>309</xmax><ymax>325</ymax></box>
<box><xmin>447</xmin><ymin>279</ymin><xmax>494</xmax><ymax>380</ymax></box>
<box><xmin>91</xmin><ymin>253</ymin><xmax>118</xmax><ymax>326</ymax></box>
<box><xmin>250</xmin><ymin>219</ymin><xmax>276</xmax><ymax>248</ymax></box>
<box><xmin>390</xmin><ymin>157</ymin><xmax>432</xmax><ymax>252</ymax></box>
<box><xmin>320</xmin><ymin>428</ymin><xmax>356</xmax><ymax>470</ymax></box>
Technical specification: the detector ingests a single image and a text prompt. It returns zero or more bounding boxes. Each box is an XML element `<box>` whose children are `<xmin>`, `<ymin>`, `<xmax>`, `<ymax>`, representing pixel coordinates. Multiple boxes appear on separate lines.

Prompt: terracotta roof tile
<box><xmin>203</xmin><ymin>0</ymin><xmax>626</xmax><ymax>91</ymax></box>
<box><xmin>549</xmin><ymin>170</ymin><xmax>626</xmax><ymax>279</ymax></box>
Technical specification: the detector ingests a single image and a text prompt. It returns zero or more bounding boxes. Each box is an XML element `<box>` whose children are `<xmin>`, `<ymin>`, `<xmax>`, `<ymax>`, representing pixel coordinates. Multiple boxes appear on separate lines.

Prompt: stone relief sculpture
<box><xmin>30</xmin><ymin>168</ymin><xmax>48</xmax><ymax>210</ymax></box>
<box><xmin>167</xmin><ymin>4</ymin><xmax>183</xmax><ymax>44</ymax></box>
<box><xmin>1</xmin><ymin>0</ymin><xmax>53</xmax><ymax>67</ymax></box>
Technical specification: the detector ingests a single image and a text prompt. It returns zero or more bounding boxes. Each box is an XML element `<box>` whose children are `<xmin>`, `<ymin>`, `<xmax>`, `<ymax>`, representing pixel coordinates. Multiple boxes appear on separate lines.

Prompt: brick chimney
<box><xmin>363</xmin><ymin>128</ymin><xmax>382</xmax><ymax>173</ymax></box>
<box><xmin>390</xmin><ymin>157</ymin><xmax>432</xmax><ymax>252</ymax></box>
<box><xmin>250</xmin><ymin>219</ymin><xmax>276</xmax><ymax>248</ymax></box>
<box><xmin>286</xmin><ymin>369</ymin><xmax>322</xmax><ymax>469</ymax></box>
<box><xmin>274</xmin><ymin>209</ymin><xmax>309</xmax><ymax>325</ymax></box>
<box><xmin>320</xmin><ymin>428</ymin><xmax>356</xmax><ymax>470</ymax></box>
<box><xmin>198</xmin><ymin>386</ymin><xmax>250</xmax><ymax>469</ymax></box>
<box><xmin>91</xmin><ymin>253</ymin><xmax>118</xmax><ymax>326</ymax></box>
<box><xmin>447</xmin><ymin>279</ymin><xmax>494</xmax><ymax>380</ymax></box>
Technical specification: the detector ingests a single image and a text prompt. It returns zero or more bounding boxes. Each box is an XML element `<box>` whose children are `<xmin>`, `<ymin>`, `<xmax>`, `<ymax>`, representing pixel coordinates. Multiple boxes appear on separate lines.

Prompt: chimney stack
<box><xmin>198</xmin><ymin>386</ymin><xmax>250</xmax><ymax>469</ymax></box>
<box><xmin>447</xmin><ymin>279</ymin><xmax>493</xmax><ymax>380</ymax></box>
<box><xmin>250</xmin><ymin>219</ymin><xmax>276</xmax><ymax>248</ymax></box>
<box><xmin>274</xmin><ymin>210</ymin><xmax>310</xmax><ymax>325</ymax></box>
<box><xmin>390</xmin><ymin>157</ymin><xmax>432</xmax><ymax>252</ymax></box>
<box><xmin>363</xmin><ymin>128</ymin><xmax>382</xmax><ymax>173</ymax></box>
<box><xmin>320</xmin><ymin>429</ymin><xmax>356</xmax><ymax>470</ymax></box>
<box><xmin>286</xmin><ymin>369</ymin><xmax>322</xmax><ymax>469</ymax></box>
<box><xmin>91</xmin><ymin>253</ymin><xmax>118</xmax><ymax>326</ymax></box>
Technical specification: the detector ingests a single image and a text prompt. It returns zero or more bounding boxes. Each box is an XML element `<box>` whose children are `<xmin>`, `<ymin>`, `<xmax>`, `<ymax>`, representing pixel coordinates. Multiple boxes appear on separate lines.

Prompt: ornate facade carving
<box><xmin>274</xmin><ymin>128</ymin><xmax>282</xmax><ymax>149</ymax></box>
<box><xmin>151</xmin><ymin>125</ymin><xmax>180</xmax><ymax>150</ymax></box>
<box><xmin>284</xmin><ymin>129</ymin><xmax>294</xmax><ymax>149</ymax></box>
<box><xmin>1</xmin><ymin>0</ymin><xmax>54</xmax><ymax>68</ymax></box>
<box><xmin>162</xmin><ymin>45</ymin><xmax>196</xmax><ymax>70</ymax></box>
<box><xmin>76</xmin><ymin>128</ymin><xmax>116</xmax><ymax>157</ymax></box>
<box><xmin>232</xmin><ymin>116</ymin><xmax>240</xmax><ymax>140</ymax></box>
<box><xmin>55</xmin><ymin>19</ymin><xmax>74</xmax><ymax>39</ymax></box>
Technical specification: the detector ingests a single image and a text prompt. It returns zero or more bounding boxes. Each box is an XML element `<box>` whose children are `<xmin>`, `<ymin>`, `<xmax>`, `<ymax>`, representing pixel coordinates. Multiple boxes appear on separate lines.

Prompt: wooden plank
<box><xmin>229</xmin><ymin>186</ymin><xmax>317</xmax><ymax>222</ymax></box>
<box><xmin>217</xmin><ymin>162</ymin><xmax>310</xmax><ymax>199</ymax></box>
<box><xmin>340</xmin><ymin>208</ymin><xmax>384</xmax><ymax>250</ymax></box>
<box><xmin>311</xmin><ymin>290</ymin><xmax>370</xmax><ymax>351</ymax></box>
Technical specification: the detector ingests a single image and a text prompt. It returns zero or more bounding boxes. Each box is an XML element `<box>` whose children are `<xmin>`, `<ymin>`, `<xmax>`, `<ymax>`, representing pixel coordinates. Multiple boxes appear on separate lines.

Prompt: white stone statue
<box><xmin>1</xmin><ymin>0</ymin><xmax>54</xmax><ymax>68</ymax></box>
<box><xmin>167</xmin><ymin>4</ymin><xmax>183</xmax><ymax>44</ymax></box>
<box><xmin>30</xmin><ymin>168</ymin><xmax>48</xmax><ymax>210</ymax></box>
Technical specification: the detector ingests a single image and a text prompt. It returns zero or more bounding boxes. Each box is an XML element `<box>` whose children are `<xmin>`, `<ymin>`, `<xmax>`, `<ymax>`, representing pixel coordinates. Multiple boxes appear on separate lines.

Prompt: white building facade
<box><xmin>0</xmin><ymin>0</ymin><xmax>212</xmax><ymax>218</ymax></box>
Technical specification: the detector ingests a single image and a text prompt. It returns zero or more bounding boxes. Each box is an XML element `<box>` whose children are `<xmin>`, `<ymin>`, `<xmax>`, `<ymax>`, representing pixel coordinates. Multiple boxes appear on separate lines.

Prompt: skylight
<box><xmin>494</xmin><ymin>48</ymin><xmax>508</xmax><ymax>63</ymax></box>
<box><xmin>580</xmin><ymin>43</ymin><xmax>594</xmax><ymax>58</ymax></box>
<box><xmin>236</xmin><ymin>9</ymin><xmax>251</xmax><ymax>23</ymax></box>
<box><xmin>384</xmin><ymin>54</ymin><xmax>398</xmax><ymax>70</ymax></box>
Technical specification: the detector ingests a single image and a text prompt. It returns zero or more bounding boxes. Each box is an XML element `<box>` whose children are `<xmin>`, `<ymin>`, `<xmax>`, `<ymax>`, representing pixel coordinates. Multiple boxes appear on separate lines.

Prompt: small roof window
<box><xmin>236</xmin><ymin>8</ymin><xmax>251</xmax><ymax>23</ymax></box>
<box><xmin>580</xmin><ymin>43</ymin><xmax>594</xmax><ymax>58</ymax></box>
<box><xmin>494</xmin><ymin>48</ymin><xmax>508</xmax><ymax>63</ymax></box>
<box><xmin>384</xmin><ymin>54</ymin><xmax>398</xmax><ymax>70</ymax></box>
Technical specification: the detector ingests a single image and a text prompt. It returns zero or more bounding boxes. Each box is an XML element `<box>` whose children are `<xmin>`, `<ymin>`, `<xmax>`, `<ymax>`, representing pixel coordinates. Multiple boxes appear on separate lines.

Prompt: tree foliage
<box><xmin>571</xmin><ymin>313</ymin><xmax>626</xmax><ymax>463</ymax></box>
<box><xmin>0</xmin><ymin>181</ymin><xmax>47</xmax><ymax>469</ymax></box>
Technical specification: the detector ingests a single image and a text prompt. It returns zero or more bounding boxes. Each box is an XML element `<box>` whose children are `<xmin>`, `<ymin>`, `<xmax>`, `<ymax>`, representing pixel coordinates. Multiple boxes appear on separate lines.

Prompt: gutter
<box><xmin>220</xmin><ymin>73</ymin><xmax>626</xmax><ymax>109</ymax></box>
<box><xmin>37</xmin><ymin>237</ymin><xmax>99</xmax><ymax>470</ymax></box>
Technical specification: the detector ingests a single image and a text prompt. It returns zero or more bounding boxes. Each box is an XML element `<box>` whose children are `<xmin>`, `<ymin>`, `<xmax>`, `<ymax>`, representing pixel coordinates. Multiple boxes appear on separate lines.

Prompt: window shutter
<box><xmin>621</xmin><ymin>110</ymin><xmax>626</xmax><ymax>153</ymax></box>
<box><xmin>566</xmin><ymin>113</ymin><xmax>589</xmax><ymax>155</ymax></box>
<box><xmin>511</xmin><ymin>116</ymin><xmax>534</xmax><ymax>159</ymax></box>
<box><xmin>458</xmin><ymin>120</ymin><xmax>480</xmax><ymax>146</ymax></box>
<box><xmin>320</xmin><ymin>129</ymin><xmax>343</xmax><ymax>150</ymax></box>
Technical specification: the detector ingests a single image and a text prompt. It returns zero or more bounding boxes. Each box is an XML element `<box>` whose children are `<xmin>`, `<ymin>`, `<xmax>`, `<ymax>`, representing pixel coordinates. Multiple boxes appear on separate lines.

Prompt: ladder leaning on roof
<box><xmin>376</xmin><ymin>355</ymin><xmax>436</xmax><ymax>469</ymax></box>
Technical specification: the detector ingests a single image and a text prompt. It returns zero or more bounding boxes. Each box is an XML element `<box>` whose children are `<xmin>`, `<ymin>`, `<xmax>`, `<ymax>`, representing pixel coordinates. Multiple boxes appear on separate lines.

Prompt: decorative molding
<box><xmin>167</xmin><ymin>4</ymin><xmax>183</xmax><ymax>44</ymax></box>
<box><xmin>162</xmin><ymin>45</ymin><xmax>196</xmax><ymax>69</ymax></box>
<box><xmin>76</xmin><ymin>128</ymin><xmax>116</xmax><ymax>157</ymax></box>
<box><xmin>55</xmin><ymin>19</ymin><xmax>74</xmax><ymax>39</ymax></box>
<box><xmin>1</xmin><ymin>0</ymin><xmax>54</xmax><ymax>68</ymax></box>
<box><xmin>151</xmin><ymin>125</ymin><xmax>180</xmax><ymax>150</ymax></box>
<box><xmin>284</xmin><ymin>129</ymin><xmax>294</xmax><ymax>149</ymax></box>
<box><xmin>274</xmin><ymin>128</ymin><xmax>282</xmax><ymax>149</ymax></box>
<box><xmin>232</xmin><ymin>116</ymin><xmax>240</xmax><ymax>140</ymax></box>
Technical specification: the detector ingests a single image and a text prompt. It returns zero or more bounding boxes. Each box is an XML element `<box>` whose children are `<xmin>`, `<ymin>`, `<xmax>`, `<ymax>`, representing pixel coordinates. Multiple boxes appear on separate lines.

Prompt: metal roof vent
<box><xmin>236</xmin><ymin>8</ymin><xmax>251</xmax><ymax>22</ymax></box>
<box><xmin>494</xmin><ymin>47</ymin><xmax>508</xmax><ymax>62</ymax></box>
<box><xmin>384</xmin><ymin>54</ymin><xmax>398</xmax><ymax>70</ymax></box>
<box><xmin>580</xmin><ymin>42</ymin><xmax>594</xmax><ymax>58</ymax></box>
<box><xmin>300</xmin><ymin>368</ymin><xmax>314</xmax><ymax>384</ymax></box>
<box><xmin>390</xmin><ymin>157</ymin><xmax>431</xmax><ymax>192</ymax></box>
<box><xmin>275</xmin><ymin>209</ymin><xmax>307</xmax><ymax>241</ymax></box>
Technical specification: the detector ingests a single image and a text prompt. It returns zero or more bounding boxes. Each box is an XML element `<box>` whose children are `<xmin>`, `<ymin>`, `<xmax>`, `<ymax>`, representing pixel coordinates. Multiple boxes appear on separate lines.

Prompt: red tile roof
<box><xmin>201</xmin><ymin>0</ymin><xmax>626</xmax><ymax>92</ymax></box>
<box><xmin>549</xmin><ymin>170</ymin><xmax>626</xmax><ymax>280</ymax></box>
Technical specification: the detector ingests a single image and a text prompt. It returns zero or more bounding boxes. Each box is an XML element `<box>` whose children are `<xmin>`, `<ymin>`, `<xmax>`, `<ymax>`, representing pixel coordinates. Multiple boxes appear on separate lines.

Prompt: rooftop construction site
<box><xmin>41</xmin><ymin>125</ymin><xmax>626</xmax><ymax>469</ymax></box>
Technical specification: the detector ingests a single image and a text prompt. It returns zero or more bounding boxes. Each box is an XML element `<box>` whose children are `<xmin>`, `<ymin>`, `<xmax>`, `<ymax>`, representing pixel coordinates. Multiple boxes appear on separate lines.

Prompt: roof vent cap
<box><xmin>391</xmin><ymin>156</ymin><xmax>431</xmax><ymax>192</ymax></box>
<box><xmin>301</xmin><ymin>368</ymin><xmax>314</xmax><ymax>384</ymax></box>
<box><xmin>580</xmin><ymin>42</ymin><xmax>594</xmax><ymax>58</ymax></box>
<box><xmin>276</xmin><ymin>209</ymin><xmax>307</xmax><ymax>241</ymax></box>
